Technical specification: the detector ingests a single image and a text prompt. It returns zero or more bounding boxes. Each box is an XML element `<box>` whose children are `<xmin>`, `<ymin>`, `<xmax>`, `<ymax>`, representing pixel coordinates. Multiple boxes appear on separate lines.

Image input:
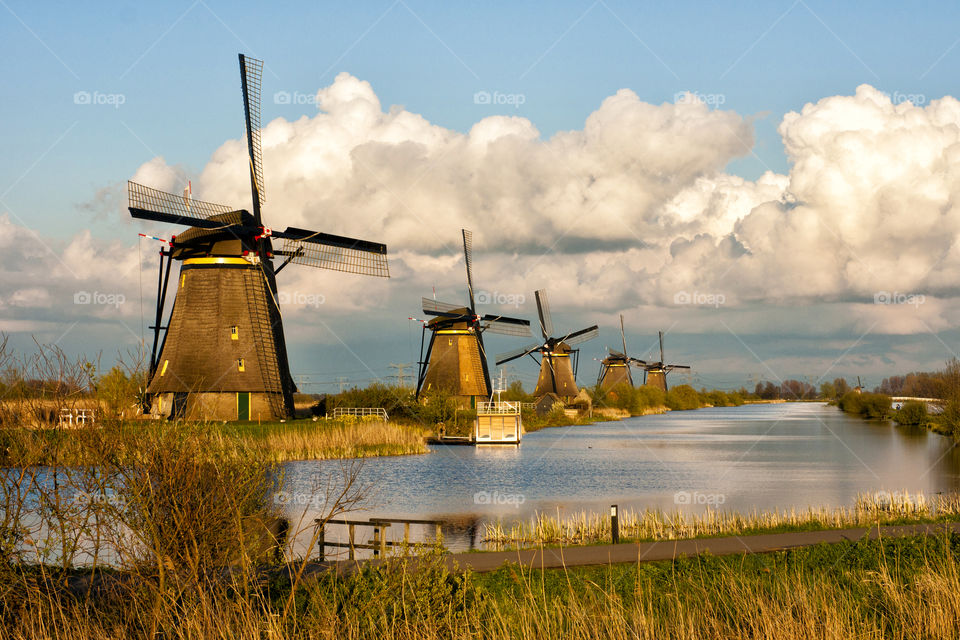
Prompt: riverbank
<box><xmin>0</xmin><ymin>418</ymin><xmax>428</xmax><ymax>466</ymax></box>
<box><xmin>481</xmin><ymin>490</ymin><xmax>960</xmax><ymax>549</ymax></box>
<box><xmin>9</xmin><ymin>527</ymin><xmax>960</xmax><ymax>639</ymax></box>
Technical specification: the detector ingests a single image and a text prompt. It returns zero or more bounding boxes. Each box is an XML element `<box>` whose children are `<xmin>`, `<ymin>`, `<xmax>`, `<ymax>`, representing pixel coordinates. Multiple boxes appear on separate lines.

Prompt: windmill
<box><xmin>641</xmin><ymin>331</ymin><xmax>690</xmax><ymax>392</ymax></box>
<box><xmin>128</xmin><ymin>54</ymin><xmax>389</xmax><ymax>421</ymax></box>
<box><xmin>495</xmin><ymin>290</ymin><xmax>599</xmax><ymax>401</ymax></box>
<box><xmin>597</xmin><ymin>314</ymin><xmax>647</xmax><ymax>392</ymax></box>
<box><xmin>414</xmin><ymin>230</ymin><xmax>531</xmax><ymax>407</ymax></box>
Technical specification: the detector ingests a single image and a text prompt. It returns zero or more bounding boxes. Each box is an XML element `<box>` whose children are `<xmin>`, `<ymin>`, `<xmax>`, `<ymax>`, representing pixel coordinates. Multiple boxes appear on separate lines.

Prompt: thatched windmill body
<box><xmin>496</xmin><ymin>290</ymin><xmax>598</xmax><ymax>402</ymax></box>
<box><xmin>129</xmin><ymin>55</ymin><xmax>389</xmax><ymax>421</ymax></box>
<box><xmin>415</xmin><ymin>230</ymin><xmax>531</xmax><ymax>408</ymax></box>
<box><xmin>597</xmin><ymin>314</ymin><xmax>647</xmax><ymax>392</ymax></box>
<box><xmin>641</xmin><ymin>331</ymin><xmax>689</xmax><ymax>392</ymax></box>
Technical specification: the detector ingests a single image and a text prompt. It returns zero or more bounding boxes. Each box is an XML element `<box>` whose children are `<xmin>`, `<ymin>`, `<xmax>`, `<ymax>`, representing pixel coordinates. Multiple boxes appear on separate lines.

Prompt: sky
<box><xmin>3</xmin><ymin>0</ymin><xmax>960</xmax><ymax>393</ymax></box>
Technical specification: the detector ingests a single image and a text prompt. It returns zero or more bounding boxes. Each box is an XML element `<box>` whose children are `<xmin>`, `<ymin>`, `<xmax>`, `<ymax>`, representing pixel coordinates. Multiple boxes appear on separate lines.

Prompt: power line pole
<box><xmin>336</xmin><ymin>377</ymin><xmax>348</xmax><ymax>394</ymax></box>
<box><xmin>388</xmin><ymin>363</ymin><xmax>412</xmax><ymax>388</ymax></box>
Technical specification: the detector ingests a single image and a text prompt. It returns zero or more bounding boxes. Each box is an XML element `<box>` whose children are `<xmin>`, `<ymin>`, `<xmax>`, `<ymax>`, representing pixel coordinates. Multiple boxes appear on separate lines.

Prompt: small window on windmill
<box><xmin>447</xmin><ymin>338</ymin><xmax>453</xmax><ymax>346</ymax></box>
<box><xmin>230</xmin><ymin>326</ymin><xmax>239</xmax><ymax>340</ymax></box>
<box><xmin>237</xmin><ymin>358</ymin><xmax>245</xmax><ymax>372</ymax></box>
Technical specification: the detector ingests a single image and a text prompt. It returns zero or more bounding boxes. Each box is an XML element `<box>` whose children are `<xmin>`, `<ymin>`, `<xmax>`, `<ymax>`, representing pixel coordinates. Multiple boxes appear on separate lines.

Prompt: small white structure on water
<box><xmin>474</xmin><ymin>401</ymin><xmax>522</xmax><ymax>444</ymax></box>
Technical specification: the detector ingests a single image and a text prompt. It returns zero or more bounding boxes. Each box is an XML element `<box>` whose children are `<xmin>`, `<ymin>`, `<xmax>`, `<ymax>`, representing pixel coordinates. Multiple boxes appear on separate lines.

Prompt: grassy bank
<box><xmin>0</xmin><ymin>418</ymin><xmax>427</xmax><ymax>466</ymax></box>
<box><xmin>6</xmin><ymin>531</ymin><xmax>960</xmax><ymax>638</ymax></box>
<box><xmin>483</xmin><ymin>490</ymin><xmax>960</xmax><ymax>549</ymax></box>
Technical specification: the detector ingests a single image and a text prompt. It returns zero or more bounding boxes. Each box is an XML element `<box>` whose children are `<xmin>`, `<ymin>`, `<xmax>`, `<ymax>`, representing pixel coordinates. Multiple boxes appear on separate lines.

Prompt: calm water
<box><xmin>282</xmin><ymin>402</ymin><xmax>960</xmax><ymax>553</ymax></box>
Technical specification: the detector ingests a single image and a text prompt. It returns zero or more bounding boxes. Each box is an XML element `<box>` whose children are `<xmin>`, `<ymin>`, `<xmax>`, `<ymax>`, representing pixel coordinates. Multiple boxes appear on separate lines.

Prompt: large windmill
<box><xmin>597</xmin><ymin>314</ymin><xmax>647</xmax><ymax>392</ymax></box>
<box><xmin>415</xmin><ymin>230</ymin><xmax>531</xmax><ymax>408</ymax></box>
<box><xmin>495</xmin><ymin>290</ymin><xmax>599</xmax><ymax>401</ymax></box>
<box><xmin>641</xmin><ymin>331</ymin><xmax>690</xmax><ymax>391</ymax></box>
<box><xmin>129</xmin><ymin>54</ymin><xmax>389</xmax><ymax>421</ymax></box>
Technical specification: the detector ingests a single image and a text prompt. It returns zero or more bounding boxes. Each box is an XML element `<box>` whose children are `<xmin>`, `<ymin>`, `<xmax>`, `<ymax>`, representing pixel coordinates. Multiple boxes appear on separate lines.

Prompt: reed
<box><xmin>482</xmin><ymin>490</ymin><xmax>960</xmax><ymax>548</ymax></box>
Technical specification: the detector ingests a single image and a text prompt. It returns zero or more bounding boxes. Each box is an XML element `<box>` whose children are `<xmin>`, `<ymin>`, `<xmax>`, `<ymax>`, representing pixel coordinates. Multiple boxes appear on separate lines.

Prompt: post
<box><xmin>380</xmin><ymin>525</ymin><xmax>387</xmax><ymax>556</ymax></box>
<box><xmin>373</xmin><ymin>526</ymin><xmax>380</xmax><ymax>557</ymax></box>
<box><xmin>610</xmin><ymin>504</ymin><xmax>619</xmax><ymax>544</ymax></box>
<box><xmin>435</xmin><ymin>523</ymin><xmax>443</xmax><ymax>546</ymax></box>
<box><xmin>404</xmin><ymin>522</ymin><xmax>410</xmax><ymax>546</ymax></box>
<box><xmin>348</xmin><ymin>524</ymin><xmax>355</xmax><ymax>560</ymax></box>
<box><xmin>317</xmin><ymin>522</ymin><xmax>325</xmax><ymax>561</ymax></box>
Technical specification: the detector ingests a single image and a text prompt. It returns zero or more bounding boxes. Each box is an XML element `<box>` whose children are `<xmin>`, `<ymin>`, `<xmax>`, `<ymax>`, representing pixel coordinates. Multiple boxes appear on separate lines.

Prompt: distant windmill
<box><xmin>128</xmin><ymin>54</ymin><xmax>389</xmax><ymax>421</ymax></box>
<box><xmin>854</xmin><ymin>376</ymin><xmax>864</xmax><ymax>395</ymax></box>
<box><xmin>415</xmin><ymin>230</ymin><xmax>531</xmax><ymax>407</ymax></box>
<box><xmin>597</xmin><ymin>314</ymin><xmax>647</xmax><ymax>392</ymax></box>
<box><xmin>495</xmin><ymin>289</ymin><xmax>599</xmax><ymax>401</ymax></box>
<box><xmin>642</xmin><ymin>331</ymin><xmax>690</xmax><ymax>392</ymax></box>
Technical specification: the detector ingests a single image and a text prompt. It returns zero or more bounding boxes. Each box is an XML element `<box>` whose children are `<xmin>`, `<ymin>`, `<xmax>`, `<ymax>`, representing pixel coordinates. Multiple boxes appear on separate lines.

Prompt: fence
<box><xmin>314</xmin><ymin>516</ymin><xmax>444</xmax><ymax>560</ymax></box>
<box><xmin>477</xmin><ymin>401</ymin><xmax>520</xmax><ymax>414</ymax></box>
<box><xmin>57</xmin><ymin>408</ymin><xmax>97</xmax><ymax>428</ymax></box>
<box><xmin>329</xmin><ymin>407</ymin><xmax>389</xmax><ymax>421</ymax></box>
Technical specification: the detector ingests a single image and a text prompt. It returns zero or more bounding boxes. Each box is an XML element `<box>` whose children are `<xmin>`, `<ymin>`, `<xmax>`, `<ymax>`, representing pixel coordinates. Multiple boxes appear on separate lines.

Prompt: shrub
<box><xmin>895</xmin><ymin>400</ymin><xmax>928</xmax><ymax>425</ymax></box>
<box><xmin>666</xmin><ymin>385</ymin><xmax>700</xmax><ymax>411</ymax></box>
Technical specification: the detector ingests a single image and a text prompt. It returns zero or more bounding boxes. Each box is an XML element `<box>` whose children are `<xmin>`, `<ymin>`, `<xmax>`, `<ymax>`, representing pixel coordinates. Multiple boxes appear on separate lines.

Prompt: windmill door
<box><xmin>237</xmin><ymin>392</ymin><xmax>251</xmax><ymax>421</ymax></box>
<box><xmin>172</xmin><ymin>392</ymin><xmax>188</xmax><ymax>420</ymax></box>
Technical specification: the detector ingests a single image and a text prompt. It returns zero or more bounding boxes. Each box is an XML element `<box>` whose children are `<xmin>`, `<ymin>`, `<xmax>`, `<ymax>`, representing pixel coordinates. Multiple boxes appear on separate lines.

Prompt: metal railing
<box><xmin>329</xmin><ymin>407</ymin><xmax>389</xmax><ymax>421</ymax></box>
<box><xmin>477</xmin><ymin>401</ymin><xmax>520</xmax><ymax>414</ymax></box>
<box><xmin>57</xmin><ymin>408</ymin><xmax>96</xmax><ymax>428</ymax></box>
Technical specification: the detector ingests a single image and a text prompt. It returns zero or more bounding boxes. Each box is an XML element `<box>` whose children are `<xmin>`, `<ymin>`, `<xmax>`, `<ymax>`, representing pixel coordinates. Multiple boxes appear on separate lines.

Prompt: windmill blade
<box><xmin>607</xmin><ymin>349</ymin><xmax>627</xmax><ymax>359</ymax></box>
<box><xmin>481</xmin><ymin>314</ymin><xmax>532</xmax><ymax>337</ymax></box>
<box><xmin>534</xmin><ymin>289</ymin><xmax>554</xmax><ymax>339</ymax></box>
<box><xmin>462</xmin><ymin>229</ymin><xmax>475</xmax><ymax>310</ymax></box>
<box><xmin>424</xmin><ymin>309</ymin><xmax>472</xmax><ymax>321</ymax></box>
<box><xmin>659</xmin><ymin>330</ymin><xmax>665</xmax><ymax>363</ymax></box>
<box><xmin>560</xmin><ymin>325</ymin><xmax>600</xmax><ymax>347</ymax></box>
<box><xmin>664</xmin><ymin>364</ymin><xmax>691</xmax><ymax>371</ymax></box>
<box><xmin>620</xmin><ymin>314</ymin><xmax>628</xmax><ymax>357</ymax></box>
<box><xmin>278</xmin><ymin>237</ymin><xmax>389</xmax><ymax>277</ymax></box>
<box><xmin>628</xmin><ymin>357</ymin><xmax>648</xmax><ymax>367</ymax></box>
<box><xmin>128</xmin><ymin>181</ymin><xmax>236</xmax><ymax>227</ymax></box>
<box><xmin>422</xmin><ymin>297</ymin><xmax>466</xmax><ymax>314</ymax></box>
<box><xmin>275</xmin><ymin>227</ymin><xmax>387</xmax><ymax>253</ymax></box>
<box><xmin>239</xmin><ymin>54</ymin><xmax>265</xmax><ymax>214</ymax></box>
<box><xmin>495</xmin><ymin>342</ymin><xmax>541</xmax><ymax>366</ymax></box>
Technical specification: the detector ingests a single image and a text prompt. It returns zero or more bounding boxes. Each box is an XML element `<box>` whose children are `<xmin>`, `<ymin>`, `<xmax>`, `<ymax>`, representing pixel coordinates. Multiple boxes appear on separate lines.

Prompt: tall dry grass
<box><xmin>483</xmin><ymin>490</ymin><xmax>960</xmax><ymax>548</ymax></box>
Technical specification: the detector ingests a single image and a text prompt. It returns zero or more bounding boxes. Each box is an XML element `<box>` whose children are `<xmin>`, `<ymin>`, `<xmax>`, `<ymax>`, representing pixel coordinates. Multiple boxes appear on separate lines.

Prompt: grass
<box><xmin>482</xmin><ymin>490</ymin><xmax>960</xmax><ymax>549</ymax></box>
<box><xmin>0</xmin><ymin>417</ymin><xmax>428</xmax><ymax>466</ymax></box>
<box><xmin>6</xmin><ymin>531</ymin><xmax>960</xmax><ymax>638</ymax></box>
<box><xmin>224</xmin><ymin>418</ymin><xmax>428</xmax><ymax>461</ymax></box>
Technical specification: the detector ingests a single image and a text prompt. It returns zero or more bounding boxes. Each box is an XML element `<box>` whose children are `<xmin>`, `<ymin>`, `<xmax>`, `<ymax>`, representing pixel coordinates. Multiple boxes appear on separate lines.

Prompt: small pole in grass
<box><xmin>611</xmin><ymin>504</ymin><xmax>619</xmax><ymax>544</ymax></box>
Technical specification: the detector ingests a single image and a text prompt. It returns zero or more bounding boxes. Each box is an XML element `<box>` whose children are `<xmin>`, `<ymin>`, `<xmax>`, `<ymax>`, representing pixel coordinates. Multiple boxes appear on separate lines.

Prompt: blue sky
<box><xmin>3</xmin><ymin>1</ymin><xmax>960</xmax><ymax>391</ymax></box>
